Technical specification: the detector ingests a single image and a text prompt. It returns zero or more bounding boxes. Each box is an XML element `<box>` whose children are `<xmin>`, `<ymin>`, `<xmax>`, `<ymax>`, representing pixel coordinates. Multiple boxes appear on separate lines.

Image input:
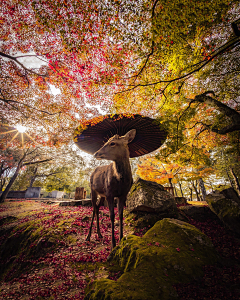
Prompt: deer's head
<box><xmin>94</xmin><ymin>129</ymin><xmax>136</xmax><ymax>161</ymax></box>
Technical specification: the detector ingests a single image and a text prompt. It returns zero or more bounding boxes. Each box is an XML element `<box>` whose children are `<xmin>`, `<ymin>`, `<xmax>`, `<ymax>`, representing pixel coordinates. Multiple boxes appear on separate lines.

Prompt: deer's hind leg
<box><xmin>107</xmin><ymin>196</ymin><xmax>116</xmax><ymax>249</ymax></box>
<box><xmin>86</xmin><ymin>189</ymin><xmax>97</xmax><ymax>241</ymax></box>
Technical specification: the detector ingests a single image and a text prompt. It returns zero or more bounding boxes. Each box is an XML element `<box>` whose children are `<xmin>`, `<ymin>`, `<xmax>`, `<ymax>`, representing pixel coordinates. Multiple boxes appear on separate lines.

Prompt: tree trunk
<box><xmin>192</xmin><ymin>181</ymin><xmax>201</xmax><ymax>201</ymax></box>
<box><xmin>0</xmin><ymin>178</ymin><xmax>6</xmax><ymax>192</ymax></box>
<box><xmin>208</xmin><ymin>179</ymin><xmax>214</xmax><ymax>192</ymax></box>
<box><xmin>174</xmin><ymin>186</ymin><xmax>178</xmax><ymax>197</ymax></box>
<box><xmin>0</xmin><ymin>154</ymin><xmax>51</xmax><ymax>202</ymax></box>
<box><xmin>0</xmin><ymin>152</ymin><xmax>27</xmax><ymax>203</ymax></box>
<box><xmin>0</xmin><ymin>163</ymin><xmax>22</xmax><ymax>202</ymax></box>
<box><xmin>168</xmin><ymin>178</ymin><xmax>174</xmax><ymax>196</ymax></box>
<box><xmin>178</xmin><ymin>181</ymin><xmax>184</xmax><ymax>197</ymax></box>
<box><xmin>230</xmin><ymin>168</ymin><xmax>240</xmax><ymax>196</ymax></box>
<box><xmin>221</xmin><ymin>149</ymin><xmax>235</xmax><ymax>189</ymax></box>
<box><xmin>192</xmin><ymin>93</ymin><xmax>240</xmax><ymax>134</ymax></box>
<box><xmin>189</xmin><ymin>187</ymin><xmax>193</xmax><ymax>201</ymax></box>
<box><xmin>226</xmin><ymin>169</ymin><xmax>235</xmax><ymax>189</ymax></box>
<box><xmin>198</xmin><ymin>178</ymin><xmax>207</xmax><ymax>201</ymax></box>
<box><xmin>29</xmin><ymin>167</ymin><xmax>38</xmax><ymax>188</ymax></box>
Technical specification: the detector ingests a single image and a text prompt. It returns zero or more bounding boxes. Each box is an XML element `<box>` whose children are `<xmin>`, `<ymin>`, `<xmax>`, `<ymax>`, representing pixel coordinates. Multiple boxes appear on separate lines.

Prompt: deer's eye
<box><xmin>110</xmin><ymin>142</ymin><xmax>116</xmax><ymax>147</ymax></box>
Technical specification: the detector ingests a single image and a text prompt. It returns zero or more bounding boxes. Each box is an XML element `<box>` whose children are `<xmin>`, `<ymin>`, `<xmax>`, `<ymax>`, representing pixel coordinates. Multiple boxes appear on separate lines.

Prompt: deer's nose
<box><xmin>94</xmin><ymin>151</ymin><xmax>102</xmax><ymax>159</ymax></box>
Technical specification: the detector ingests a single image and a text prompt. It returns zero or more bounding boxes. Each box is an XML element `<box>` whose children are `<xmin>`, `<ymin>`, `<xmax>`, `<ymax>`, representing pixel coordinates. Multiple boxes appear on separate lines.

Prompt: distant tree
<box><xmin>11</xmin><ymin>164</ymin><xmax>61</xmax><ymax>191</ymax></box>
<box><xmin>0</xmin><ymin>147</ymin><xmax>51</xmax><ymax>202</ymax></box>
<box><xmin>137</xmin><ymin>154</ymin><xmax>215</xmax><ymax>200</ymax></box>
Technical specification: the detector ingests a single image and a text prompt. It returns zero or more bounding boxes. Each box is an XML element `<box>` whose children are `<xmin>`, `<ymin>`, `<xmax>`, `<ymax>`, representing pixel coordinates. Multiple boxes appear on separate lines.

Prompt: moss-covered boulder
<box><xmin>85</xmin><ymin>218</ymin><xmax>219</xmax><ymax>300</ymax></box>
<box><xmin>206</xmin><ymin>190</ymin><xmax>240</xmax><ymax>235</ymax></box>
<box><xmin>175</xmin><ymin>197</ymin><xmax>187</xmax><ymax>205</ymax></box>
<box><xmin>179</xmin><ymin>205</ymin><xmax>219</xmax><ymax>222</ymax></box>
<box><xmin>126</xmin><ymin>178</ymin><xmax>178</xmax><ymax>218</ymax></box>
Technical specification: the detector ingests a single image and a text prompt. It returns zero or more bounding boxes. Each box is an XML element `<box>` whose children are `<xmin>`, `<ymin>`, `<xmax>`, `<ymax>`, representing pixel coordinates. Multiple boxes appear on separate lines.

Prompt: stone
<box><xmin>220</xmin><ymin>188</ymin><xmax>240</xmax><ymax>206</ymax></box>
<box><xmin>3</xmin><ymin>190</ymin><xmax>26</xmax><ymax>199</ymax></box>
<box><xmin>59</xmin><ymin>200</ymin><xmax>82</xmax><ymax>207</ymax></box>
<box><xmin>126</xmin><ymin>178</ymin><xmax>177</xmax><ymax>217</ymax></box>
<box><xmin>206</xmin><ymin>189</ymin><xmax>240</xmax><ymax>236</ymax></box>
<box><xmin>175</xmin><ymin>197</ymin><xmax>187</xmax><ymax>205</ymax></box>
<box><xmin>50</xmin><ymin>190</ymin><xmax>65</xmax><ymax>198</ymax></box>
<box><xmin>75</xmin><ymin>187</ymin><xmax>86</xmax><ymax>200</ymax></box>
<box><xmin>85</xmin><ymin>218</ymin><xmax>219</xmax><ymax>300</ymax></box>
<box><xmin>25</xmin><ymin>187</ymin><xmax>41</xmax><ymax>198</ymax></box>
<box><xmin>81</xmin><ymin>199</ymin><xmax>92</xmax><ymax>206</ymax></box>
<box><xmin>179</xmin><ymin>205</ymin><xmax>219</xmax><ymax>222</ymax></box>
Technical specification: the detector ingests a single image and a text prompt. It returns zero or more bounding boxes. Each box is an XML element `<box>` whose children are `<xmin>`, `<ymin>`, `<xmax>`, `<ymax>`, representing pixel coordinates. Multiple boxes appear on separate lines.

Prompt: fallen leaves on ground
<box><xmin>0</xmin><ymin>200</ymin><xmax>240</xmax><ymax>299</ymax></box>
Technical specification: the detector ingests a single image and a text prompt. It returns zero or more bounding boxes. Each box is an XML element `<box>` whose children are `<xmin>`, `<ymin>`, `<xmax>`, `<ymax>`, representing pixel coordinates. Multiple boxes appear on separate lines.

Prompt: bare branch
<box><xmin>22</xmin><ymin>158</ymin><xmax>52</xmax><ymax>167</ymax></box>
<box><xmin>0</xmin><ymin>51</ymin><xmax>49</xmax><ymax>77</ymax></box>
<box><xmin>0</xmin><ymin>97</ymin><xmax>61</xmax><ymax>116</ymax></box>
<box><xmin>115</xmin><ymin>34</ymin><xmax>240</xmax><ymax>94</ymax></box>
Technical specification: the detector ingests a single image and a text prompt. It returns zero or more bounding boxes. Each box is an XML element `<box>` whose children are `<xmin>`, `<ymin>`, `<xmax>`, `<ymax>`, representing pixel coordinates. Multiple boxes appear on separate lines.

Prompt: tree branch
<box><xmin>22</xmin><ymin>158</ymin><xmax>52</xmax><ymax>167</ymax></box>
<box><xmin>0</xmin><ymin>51</ymin><xmax>49</xmax><ymax>77</ymax></box>
<box><xmin>0</xmin><ymin>97</ymin><xmax>61</xmax><ymax>116</ymax></box>
<box><xmin>190</xmin><ymin>92</ymin><xmax>240</xmax><ymax>134</ymax></box>
<box><xmin>115</xmin><ymin>29</ymin><xmax>240</xmax><ymax>94</ymax></box>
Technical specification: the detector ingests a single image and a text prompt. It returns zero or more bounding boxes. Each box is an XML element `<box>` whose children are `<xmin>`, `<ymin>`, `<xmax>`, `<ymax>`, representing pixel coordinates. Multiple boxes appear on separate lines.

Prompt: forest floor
<box><xmin>0</xmin><ymin>199</ymin><xmax>240</xmax><ymax>300</ymax></box>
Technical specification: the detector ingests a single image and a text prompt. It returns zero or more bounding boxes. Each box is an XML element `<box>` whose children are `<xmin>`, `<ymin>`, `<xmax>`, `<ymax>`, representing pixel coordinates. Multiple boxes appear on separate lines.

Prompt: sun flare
<box><xmin>16</xmin><ymin>124</ymin><xmax>27</xmax><ymax>133</ymax></box>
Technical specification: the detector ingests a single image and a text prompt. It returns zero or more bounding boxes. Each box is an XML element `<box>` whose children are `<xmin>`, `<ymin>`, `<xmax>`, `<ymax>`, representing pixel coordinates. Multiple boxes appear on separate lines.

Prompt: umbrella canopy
<box><xmin>73</xmin><ymin>114</ymin><xmax>167</xmax><ymax>158</ymax></box>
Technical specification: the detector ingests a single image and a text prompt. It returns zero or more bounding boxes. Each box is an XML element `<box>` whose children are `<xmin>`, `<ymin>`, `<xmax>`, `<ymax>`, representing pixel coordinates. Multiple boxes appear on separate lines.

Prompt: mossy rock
<box><xmin>0</xmin><ymin>216</ymin><xmax>18</xmax><ymax>226</ymax></box>
<box><xmin>124</xmin><ymin>210</ymin><xmax>179</xmax><ymax>236</ymax></box>
<box><xmin>0</xmin><ymin>215</ymin><xmax>69</xmax><ymax>281</ymax></box>
<box><xmin>127</xmin><ymin>178</ymin><xmax>178</xmax><ymax>217</ymax></box>
<box><xmin>206</xmin><ymin>191</ymin><xmax>240</xmax><ymax>235</ymax></box>
<box><xmin>179</xmin><ymin>205</ymin><xmax>219</xmax><ymax>222</ymax></box>
<box><xmin>85</xmin><ymin>218</ymin><xmax>219</xmax><ymax>300</ymax></box>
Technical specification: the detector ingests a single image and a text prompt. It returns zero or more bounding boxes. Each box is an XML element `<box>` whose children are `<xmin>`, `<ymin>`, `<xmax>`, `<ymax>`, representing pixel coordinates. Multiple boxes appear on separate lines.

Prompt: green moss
<box><xmin>128</xmin><ymin>181</ymin><xmax>142</xmax><ymax>198</ymax></box>
<box><xmin>206</xmin><ymin>194</ymin><xmax>240</xmax><ymax>235</ymax></box>
<box><xmin>0</xmin><ymin>216</ymin><xmax>18</xmax><ymax>226</ymax></box>
<box><xmin>0</xmin><ymin>216</ymin><xmax>63</xmax><ymax>281</ymax></box>
<box><xmin>129</xmin><ymin>179</ymin><xmax>156</xmax><ymax>198</ymax></box>
<box><xmin>207</xmin><ymin>194</ymin><xmax>240</xmax><ymax>218</ymax></box>
<box><xmin>85</xmin><ymin>218</ymin><xmax>219</xmax><ymax>300</ymax></box>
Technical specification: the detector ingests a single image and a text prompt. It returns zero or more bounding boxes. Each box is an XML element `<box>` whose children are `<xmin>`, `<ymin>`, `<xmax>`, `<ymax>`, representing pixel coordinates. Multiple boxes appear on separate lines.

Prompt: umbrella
<box><xmin>73</xmin><ymin>114</ymin><xmax>167</xmax><ymax>158</ymax></box>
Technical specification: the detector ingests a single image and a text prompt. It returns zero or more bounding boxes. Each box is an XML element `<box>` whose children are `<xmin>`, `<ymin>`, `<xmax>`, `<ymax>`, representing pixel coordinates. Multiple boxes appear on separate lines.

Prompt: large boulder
<box><xmin>85</xmin><ymin>218</ymin><xmax>219</xmax><ymax>300</ymax></box>
<box><xmin>220</xmin><ymin>188</ymin><xmax>240</xmax><ymax>206</ymax></box>
<box><xmin>175</xmin><ymin>197</ymin><xmax>188</xmax><ymax>205</ymax></box>
<box><xmin>179</xmin><ymin>205</ymin><xmax>220</xmax><ymax>222</ymax></box>
<box><xmin>206</xmin><ymin>188</ymin><xmax>240</xmax><ymax>235</ymax></box>
<box><xmin>126</xmin><ymin>178</ymin><xmax>177</xmax><ymax>218</ymax></box>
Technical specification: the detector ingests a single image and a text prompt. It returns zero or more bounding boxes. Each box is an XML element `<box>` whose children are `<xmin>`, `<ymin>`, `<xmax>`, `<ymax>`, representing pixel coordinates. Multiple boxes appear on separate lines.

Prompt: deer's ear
<box><xmin>123</xmin><ymin>129</ymin><xmax>136</xmax><ymax>143</ymax></box>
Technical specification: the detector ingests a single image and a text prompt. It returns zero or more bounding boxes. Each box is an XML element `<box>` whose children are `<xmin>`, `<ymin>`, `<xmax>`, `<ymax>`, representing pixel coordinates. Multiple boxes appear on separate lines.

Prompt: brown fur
<box><xmin>86</xmin><ymin>129</ymin><xmax>136</xmax><ymax>249</ymax></box>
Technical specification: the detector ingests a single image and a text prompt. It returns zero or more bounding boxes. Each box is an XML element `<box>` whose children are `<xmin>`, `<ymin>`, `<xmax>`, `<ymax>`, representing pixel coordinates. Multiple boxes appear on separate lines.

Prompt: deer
<box><xmin>86</xmin><ymin>129</ymin><xmax>136</xmax><ymax>250</ymax></box>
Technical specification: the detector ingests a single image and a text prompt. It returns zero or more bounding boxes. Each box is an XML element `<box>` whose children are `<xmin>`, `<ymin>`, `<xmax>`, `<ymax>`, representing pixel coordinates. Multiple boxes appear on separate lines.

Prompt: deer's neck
<box><xmin>113</xmin><ymin>157</ymin><xmax>132</xmax><ymax>181</ymax></box>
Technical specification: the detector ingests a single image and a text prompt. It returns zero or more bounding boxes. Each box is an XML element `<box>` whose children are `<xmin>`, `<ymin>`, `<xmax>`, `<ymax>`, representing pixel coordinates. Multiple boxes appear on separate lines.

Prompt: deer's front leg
<box><xmin>86</xmin><ymin>207</ymin><xmax>95</xmax><ymax>241</ymax></box>
<box><xmin>118</xmin><ymin>196</ymin><xmax>125</xmax><ymax>241</ymax></box>
<box><xmin>107</xmin><ymin>197</ymin><xmax>116</xmax><ymax>250</ymax></box>
<box><xmin>86</xmin><ymin>190</ymin><xmax>97</xmax><ymax>241</ymax></box>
